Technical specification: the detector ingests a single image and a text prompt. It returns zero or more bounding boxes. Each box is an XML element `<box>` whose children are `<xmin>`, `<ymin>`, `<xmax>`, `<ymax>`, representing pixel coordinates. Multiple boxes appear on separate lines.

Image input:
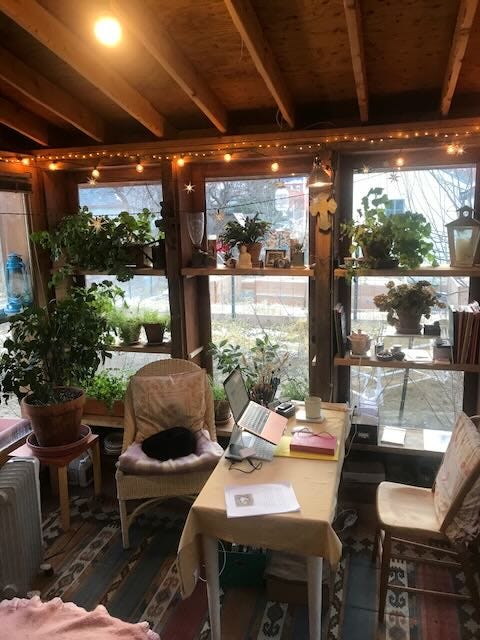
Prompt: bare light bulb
<box><xmin>91</xmin><ymin>168</ymin><xmax>100</xmax><ymax>179</ymax></box>
<box><xmin>446</xmin><ymin>143</ymin><xmax>456</xmax><ymax>155</ymax></box>
<box><xmin>271</xmin><ymin>161</ymin><xmax>279</xmax><ymax>172</ymax></box>
<box><xmin>395</xmin><ymin>156</ymin><xmax>405</xmax><ymax>167</ymax></box>
<box><xmin>94</xmin><ymin>16</ymin><xmax>122</xmax><ymax>47</ymax></box>
<box><xmin>177</xmin><ymin>157</ymin><xmax>185</xmax><ymax>167</ymax></box>
<box><xmin>21</xmin><ymin>157</ymin><xmax>30</xmax><ymax>166</ymax></box>
<box><xmin>135</xmin><ymin>162</ymin><xmax>144</xmax><ymax>173</ymax></box>
<box><xmin>48</xmin><ymin>161</ymin><xmax>58</xmax><ymax>171</ymax></box>
<box><xmin>224</xmin><ymin>153</ymin><xmax>232</xmax><ymax>162</ymax></box>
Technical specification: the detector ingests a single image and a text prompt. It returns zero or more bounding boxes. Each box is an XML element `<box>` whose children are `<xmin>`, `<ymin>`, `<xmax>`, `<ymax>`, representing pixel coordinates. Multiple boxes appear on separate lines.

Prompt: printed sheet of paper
<box><xmin>423</xmin><ymin>429</ymin><xmax>451</xmax><ymax>453</ymax></box>
<box><xmin>224</xmin><ymin>482</ymin><xmax>300</xmax><ymax>518</ymax></box>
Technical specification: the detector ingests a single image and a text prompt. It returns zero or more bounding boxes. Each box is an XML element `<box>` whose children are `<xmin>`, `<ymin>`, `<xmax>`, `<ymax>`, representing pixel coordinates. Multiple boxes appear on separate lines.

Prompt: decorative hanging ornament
<box><xmin>389</xmin><ymin>170</ymin><xmax>400</xmax><ymax>183</ymax></box>
<box><xmin>214</xmin><ymin>208</ymin><xmax>225</xmax><ymax>222</ymax></box>
<box><xmin>184</xmin><ymin>182</ymin><xmax>195</xmax><ymax>193</ymax></box>
<box><xmin>361</xmin><ymin>165</ymin><xmax>370</xmax><ymax>174</ymax></box>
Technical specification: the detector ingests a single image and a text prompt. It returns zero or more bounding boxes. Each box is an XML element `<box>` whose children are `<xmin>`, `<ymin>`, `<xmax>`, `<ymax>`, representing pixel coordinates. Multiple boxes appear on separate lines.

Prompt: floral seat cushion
<box><xmin>118</xmin><ymin>429</ymin><xmax>223</xmax><ymax>475</ymax></box>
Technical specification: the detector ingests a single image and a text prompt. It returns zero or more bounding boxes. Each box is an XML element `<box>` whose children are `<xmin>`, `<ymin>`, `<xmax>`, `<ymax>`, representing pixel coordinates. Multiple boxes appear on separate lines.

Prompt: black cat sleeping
<box><xmin>141</xmin><ymin>427</ymin><xmax>197</xmax><ymax>461</ymax></box>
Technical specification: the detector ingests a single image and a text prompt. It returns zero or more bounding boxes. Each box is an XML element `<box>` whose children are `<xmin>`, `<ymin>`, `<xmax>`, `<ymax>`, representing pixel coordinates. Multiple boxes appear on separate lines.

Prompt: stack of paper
<box><xmin>224</xmin><ymin>482</ymin><xmax>300</xmax><ymax>518</ymax></box>
<box><xmin>381</xmin><ymin>426</ymin><xmax>406</xmax><ymax>445</ymax></box>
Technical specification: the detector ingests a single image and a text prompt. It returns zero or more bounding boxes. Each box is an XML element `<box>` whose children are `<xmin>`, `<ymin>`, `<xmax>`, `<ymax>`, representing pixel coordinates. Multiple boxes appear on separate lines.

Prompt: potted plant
<box><xmin>219</xmin><ymin>213</ymin><xmax>271</xmax><ymax>266</ymax></box>
<box><xmin>210</xmin><ymin>378</ymin><xmax>232</xmax><ymax>425</ymax></box>
<box><xmin>142</xmin><ymin>310</ymin><xmax>170</xmax><ymax>345</ymax></box>
<box><xmin>373</xmin><ymin>280</ymin><xmax>446</xmax><ymax>334</ymax></box>
<box><xmin>108</xmin><ymin>307</ymin><xmax>143</xmax><ymax>345</ymax></box>
<box><xmin>31</xmin><ymin>206</ymin><xmax>156</xmax><ymax>284</ymax></box>
<box><xmin>0</xmin><ymin>283</ymin><xmax>117</xmax><ymax>447</ymax></box>
<box><xmin>210</xmin><ymin>334</ymin><xmax>289</xmax><ymax>406</ymax></box>
<box><xmin>83</xmin><ymin>370</ymin><xmax>128</xmax><ymax>417</ymax></box>
<box><xmin>341</xmin><ymin>188</ymin><xmax>436</xmax><ymax>270</ymax></box>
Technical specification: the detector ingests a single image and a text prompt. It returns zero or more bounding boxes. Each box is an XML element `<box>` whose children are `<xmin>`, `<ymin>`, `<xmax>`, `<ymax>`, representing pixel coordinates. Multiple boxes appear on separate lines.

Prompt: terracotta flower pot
<box><xmin>22</xmin><ymin>387</ymin><xmax>85</xmax><ymax>447</ymax></box>
<box><xmin>214</xmin><ymin>399</ymin><xmax>232</xmax><ymax>425</ymax></box>
<box><xmin>247</xmin><ymin>242</ymin><xmax>262</xmax><ymax>267</ymax></box>
<box><xmin>84</xmin><ymin>397</ymin><xmax>124</xmax><ymax>417</ymax></box>
<box><xmin>396</xmin><ymin>310</ymin><xmax>423</xmax><ymax>334</ymax></box>
<box><xmin>143</xmin><ymin>323</ymin><xmax>166</xmax><ymax>345</ymax></box>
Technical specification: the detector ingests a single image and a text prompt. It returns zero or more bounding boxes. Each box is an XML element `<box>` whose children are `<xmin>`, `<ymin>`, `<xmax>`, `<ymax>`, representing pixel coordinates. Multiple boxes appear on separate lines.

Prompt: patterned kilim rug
<box><xmin>37</xmin><ymin>497</ymin><xmax>480</xmax><ymax>640</ymax></box>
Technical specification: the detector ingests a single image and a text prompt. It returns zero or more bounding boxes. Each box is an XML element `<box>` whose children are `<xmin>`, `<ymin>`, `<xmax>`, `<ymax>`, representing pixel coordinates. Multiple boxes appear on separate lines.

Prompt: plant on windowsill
<box><xmin>219</xmin><ymin>213</ymin><xmax>272</xmax><ymax>266</ymax></box>
<box><xmin>107</xmin><ymin>306</ymin><xmax>144</xmax><ymax>345</ymax></box>
<box><xmin>210</xmin><ymin>334</ymin><xmax>289</xmax><ymax>406</ymax></box>
<box><xmin>341</xmin><ymin>187</ymin><xmax>437</xmax><ymax>276</ymax></box>
<box><xmin>31</xmin><ymin>206</ymin><xmax>156</xmax><ymax>284</ymax></box>
<box><xmin>0</xmin><ymin>282</ymin><xmax>119</xmax><ymax>447</ymax></box>
<box><xmin>209</xmin><ymin>378</ymin><xmax>232</xmax><ymax>425</ymax></box>
<box><xmin>373</xmin><ymin>280</ymin><xmax>446</xmax><ymax>335</ymax></box>
<box><xmin>83</xmin><ymin>370</ymin><xmax>129</xmax><ymax>417</ymax></box>
<box><xmin>142</xmin><ymin>309</ymin><xmax>170</xmax><ymax>345</ymax></box>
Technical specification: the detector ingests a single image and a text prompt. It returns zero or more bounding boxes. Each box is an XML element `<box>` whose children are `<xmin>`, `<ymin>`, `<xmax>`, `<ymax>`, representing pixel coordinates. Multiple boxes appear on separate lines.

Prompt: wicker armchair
<box><xmin>116</xmin><ymin>359</ymin><xmax>217</xmax><ymax>548</ymax></box>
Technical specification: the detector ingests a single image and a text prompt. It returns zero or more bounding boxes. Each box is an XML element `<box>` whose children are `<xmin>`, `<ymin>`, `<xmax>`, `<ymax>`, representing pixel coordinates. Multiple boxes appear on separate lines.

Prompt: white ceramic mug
<box><xmin>305</xmin><ymin>396</ymin><xmax>322</xmax><ymax>419</ymax></box>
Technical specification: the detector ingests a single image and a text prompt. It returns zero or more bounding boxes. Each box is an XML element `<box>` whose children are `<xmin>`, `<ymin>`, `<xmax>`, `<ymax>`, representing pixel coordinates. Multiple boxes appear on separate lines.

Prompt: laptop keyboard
<box><xmin>245</xmin><ymin>403</ymin><xmax>269</xmax><ymax>434</ymax></box>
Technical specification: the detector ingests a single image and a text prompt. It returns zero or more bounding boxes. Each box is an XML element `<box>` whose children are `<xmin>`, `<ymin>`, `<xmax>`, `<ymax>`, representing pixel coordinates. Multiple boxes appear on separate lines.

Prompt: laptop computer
<box><xmin>225</xmin><ymin>424</ymin><xmax>276</xmax><ymax>462</ymax></box>
<box><xmin>223</xmin><ymin>368</ymin><xmax>287</xmax><ymax>445</ymax></box>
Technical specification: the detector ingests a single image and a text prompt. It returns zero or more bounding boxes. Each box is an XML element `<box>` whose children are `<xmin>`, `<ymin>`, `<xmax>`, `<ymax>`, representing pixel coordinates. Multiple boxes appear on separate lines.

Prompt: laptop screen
<box><xmin>223</xmin><ymin>368</ymin><xmax>250</xmax><ymax>422</ymax></box>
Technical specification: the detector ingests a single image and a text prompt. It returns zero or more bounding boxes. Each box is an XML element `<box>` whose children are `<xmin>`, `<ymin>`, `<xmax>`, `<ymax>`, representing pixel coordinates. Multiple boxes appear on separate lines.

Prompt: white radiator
<box><xmin>0</xmin><ymin>458</ymin><xmax>43</xmax><ymax>598</ymax></box>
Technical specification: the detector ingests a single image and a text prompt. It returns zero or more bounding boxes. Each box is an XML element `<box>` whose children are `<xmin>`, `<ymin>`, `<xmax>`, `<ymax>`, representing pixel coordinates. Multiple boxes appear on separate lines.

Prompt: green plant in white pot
<box><xmin>0</xmin><ymin>283</ymin><xmax>117</xmax><ymax>447</ymax></box>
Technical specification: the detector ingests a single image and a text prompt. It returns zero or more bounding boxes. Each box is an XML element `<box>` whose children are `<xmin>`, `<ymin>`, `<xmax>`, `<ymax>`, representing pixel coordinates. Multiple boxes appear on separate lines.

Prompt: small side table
<box><xmin>10</xmin><ymin>433</ymin><xmax>101</xmax><ymax>531</ymax></box>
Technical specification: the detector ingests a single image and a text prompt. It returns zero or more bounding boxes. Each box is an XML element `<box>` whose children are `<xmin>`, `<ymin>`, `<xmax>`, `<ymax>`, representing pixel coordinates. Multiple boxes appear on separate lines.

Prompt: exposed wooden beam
<box><xmin>0</xmin><ymin>96</ymin><xmax>48</xmax><ymax>144</ymax></box>
<box><xmin>223</xmin><ymin>0</ymin><xmax>295</xmax><ymax>128</ymax></box>
<box><xmin>0</xmin><ymin>46</ymin><xmax>104</xmax><ymax>141</ymax></box>
<box><xmin>112</xmin><ymin>0</ymin><xmax>228</xmax><ymax>133</ymax></box>
<box><xmin>343</xmin><ymin>0</ymin><xmax>369</xmax><ymax>122</ymax></box>
<box><xmin>0</xmin><ymin>0</ymin><xmax>170</xmax><ymax>137</ymax></box>
<box><xmin>441</xmin><ymin>0</ymin><xmax>479</xmax><ymax>116</ymax></box>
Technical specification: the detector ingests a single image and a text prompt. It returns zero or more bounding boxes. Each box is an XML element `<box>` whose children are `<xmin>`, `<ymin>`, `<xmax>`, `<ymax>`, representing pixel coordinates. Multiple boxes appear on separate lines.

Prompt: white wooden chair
<box><xmin>116</xmin><ymin>359</ymin><xmax>218</xmax><ymax>548</ymax></box>
<box><xmin>373</xmin><ymin>413</ymin><xmax>480</xmax><ymax>621</ymax></box>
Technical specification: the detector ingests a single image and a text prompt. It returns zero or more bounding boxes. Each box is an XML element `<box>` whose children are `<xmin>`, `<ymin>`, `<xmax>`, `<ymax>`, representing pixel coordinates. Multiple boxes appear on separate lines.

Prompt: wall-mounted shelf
<box><xmin>107</xmin><ymin>342</ymin><xmax>171</xmax><ymax>354</ymax></box>
<box><xmin>334</xmin><ymin>265</ymin><xmax>480</xmax><ymax>278</ymax></box>
<box><xmin>182</xmin><ymin>266</ymin><xmax>313</xmax><ymax>277</ymax></box>
<box><xmin>76</xmin><ymin>268</ymin><xmax>166</xmax><ymax>277</ymax></box>
<box><xmin>334</xmin><ymin>355</ymin><xmax>480</xmax><ymax>372</ymax></box>
<box><xmin>82</xmin><ymin>414</ymin><xmax>124</xmax><ymax>430</ymax></box>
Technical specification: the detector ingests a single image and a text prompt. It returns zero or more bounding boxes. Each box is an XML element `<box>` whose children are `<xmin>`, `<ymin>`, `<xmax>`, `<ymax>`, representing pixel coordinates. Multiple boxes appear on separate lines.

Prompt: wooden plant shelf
<box><xmin>182</xmin><ymin>266</ymin><xmax>313</xmax><ymax>277</ymax></box>
<box><xmin>334</xmin><ymin>265</ymin><xmax>480</xmax><ymax>278</ymax></box>
<box><xmin>77</xmin><ymin>268</ymin><xmax>166</xmax><ymax>276</ymax></box>
<box><xmin>82</xmin><ymin>414</ymin><xmax>124</xmax><ymax>430</ymax></box>
<box><xmin>334</xmin><ymin>355</ymin><xmax>480</xmax><ymax>372</ymax></box>
<box><xmin>107</xmin><ymin>342</ymin><xmax>172</xmax><ymax>354</ymax></box>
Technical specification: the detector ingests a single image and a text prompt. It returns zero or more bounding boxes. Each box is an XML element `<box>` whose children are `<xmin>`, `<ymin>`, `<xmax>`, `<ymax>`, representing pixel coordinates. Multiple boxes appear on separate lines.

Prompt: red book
<box><xmin>290</xmin><ymin>432</ymin><xmax>337</xmax><ymax>456</ymax></box>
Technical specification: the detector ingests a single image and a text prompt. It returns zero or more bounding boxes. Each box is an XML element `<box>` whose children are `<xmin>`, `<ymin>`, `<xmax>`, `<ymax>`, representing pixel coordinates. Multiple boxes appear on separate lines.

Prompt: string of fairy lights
<box><xmin>0</xmin><ymin>128</ymin><xmax>472</xmax><ymax>182</ymax></box>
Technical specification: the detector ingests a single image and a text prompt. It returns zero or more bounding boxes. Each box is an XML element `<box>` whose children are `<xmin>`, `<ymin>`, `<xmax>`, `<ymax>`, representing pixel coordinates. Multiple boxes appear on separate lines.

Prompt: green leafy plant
<box><xmin>0</xmin><ymin>282</ymin><xmax>118</xmax><ymax>405</ymax></box>
<box><xmin>341</xmin><ymin>188</ymin><xmax>436</xmax><ymax>270</ymax></box>
<box><xmin>142</xmin><ymin>309</ymin><xmax>170</xmax><ymax>328</ymax></box>
<box><xmin>219</xmin><ymin>213</ymin><xmax>271</xmax><ymax>247</ymax></box>
<box><xmin>210</xmin><ymin>334</ymin><xmax>289</xmax><ymax>405</ymax></box>
<box><xmin>373</xmin><ymin>280</ymin><xmax>446</xmax><ymax>327</ymax></box>
<box><xmin>280</xmin><ymin>376</ymin><xmax>309</xmax><ymax>401</ymax></box>
<box><xmin>83</xmin><ymin>370</ymin><xmax>129</xmax><ymax>409</ymax></box>
<box><xmin>107</xmin><ymin>306</ymin><xmax>143</xmax><ymax>345</ymax></box>
<box><xmin>31</xmin><ymin>206</ymin><xmax>156</xmax><ymax>284</ymax></box>
<box><xmin>209</xmin><ymin>377</ymin><xmax>227</xmax><ymax>402</ymax></box>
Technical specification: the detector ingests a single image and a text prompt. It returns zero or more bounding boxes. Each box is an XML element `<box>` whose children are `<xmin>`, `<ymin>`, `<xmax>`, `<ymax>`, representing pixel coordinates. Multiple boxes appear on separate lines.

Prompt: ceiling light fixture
<box><xmin>224</xmin><ymin>152</ymin><xmax>232</xmax><ymax>162</ymax></box>
<box><xmin>177</xmin><ymin>156</ymin><xmax>185</xmax><ymax>167</ymax></box>
<box><xmin>135</xmin><ymin>157</ymin><xmax>144</xmax><ymax>173</ymax></box>
<box><xmin>21</xmin><ymin>157</ymin><xmax>31</xmax><ymax>166</ymax></box>
<box><xmin>308</xmin><ymin>155</ymin><xmax>332</xmax><ymax>188</ymax></box>
<box><xmin>94</xmin><ymin>15</ymin><xmax>122</xmax><ymax>47</ymax></box>
<box><xmin>48</xmin><ymin>161</ymin><xmax>58</xmax><ymax>171</ymax></box>
<box><xmin>271</xmin><ymin>161</ymin><xmax>279</xmax><ymax>172</ymax></box>
<box><xmin>91</xmin><ymin>166</ymin><xmax>100</xmax><ymax>179</ymax></box>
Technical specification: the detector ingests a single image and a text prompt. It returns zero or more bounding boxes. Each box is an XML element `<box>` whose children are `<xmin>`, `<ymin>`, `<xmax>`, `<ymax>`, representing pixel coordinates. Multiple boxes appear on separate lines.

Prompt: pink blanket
<box><xmin>0</xmin><ymin>596</ymin><xmax>160</xmax><ymax>640</ymax></box>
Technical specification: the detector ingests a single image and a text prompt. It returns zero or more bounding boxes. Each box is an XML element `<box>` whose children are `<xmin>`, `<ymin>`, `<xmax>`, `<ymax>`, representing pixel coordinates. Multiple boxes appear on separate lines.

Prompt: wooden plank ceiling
<box><xmin>0</xmin><ymin>0</ymin><xmax>477</xmax><ymax>151</ymax></box>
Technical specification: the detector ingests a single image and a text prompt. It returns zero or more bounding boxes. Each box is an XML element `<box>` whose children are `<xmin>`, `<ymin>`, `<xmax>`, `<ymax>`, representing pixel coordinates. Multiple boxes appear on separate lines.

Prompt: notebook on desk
<box><xmin>290</xmin><ymin>431</ymin><xmax>337</xmax><ymax>456</ymax></box>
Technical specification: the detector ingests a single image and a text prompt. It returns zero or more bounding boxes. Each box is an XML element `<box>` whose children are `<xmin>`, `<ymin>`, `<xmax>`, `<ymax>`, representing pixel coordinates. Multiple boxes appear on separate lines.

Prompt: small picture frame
<box><xmin>265</xmin><ymin>249</ymin><xmax>287</xmax><ymax>267</ymax></box>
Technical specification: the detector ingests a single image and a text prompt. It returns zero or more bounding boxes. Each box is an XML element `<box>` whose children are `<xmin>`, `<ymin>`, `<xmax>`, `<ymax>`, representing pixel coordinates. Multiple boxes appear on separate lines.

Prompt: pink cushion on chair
<box><xmin>118</xmin><ymin>429</ymin><xmax>223</xmax><ymax>475</ymax></box>
<box><xmin>131</xmin><ymin>371</ymin><xmax>207</xmax><ymax>443</ymax></box>
<box><xmin>0</xmin><ymin>596</ymin><xmax>160</xmax><ymax>640</ymax></box>
<box><xmin>433</xmin><ymin>412</ymin><xmax>480</xmax><ymax>543</ymax></box>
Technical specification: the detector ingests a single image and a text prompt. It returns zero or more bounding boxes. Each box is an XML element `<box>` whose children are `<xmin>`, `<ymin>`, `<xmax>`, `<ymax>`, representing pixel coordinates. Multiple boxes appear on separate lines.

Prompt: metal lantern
<box><xmin>4</xmin><ymin>253</ymin><xmax>31</xmax><ymax>315</ymax></box>
<box><xmin>446</xmin><ymin>206</ymin><xmax>480</xmax><ymax>267</ymax></box>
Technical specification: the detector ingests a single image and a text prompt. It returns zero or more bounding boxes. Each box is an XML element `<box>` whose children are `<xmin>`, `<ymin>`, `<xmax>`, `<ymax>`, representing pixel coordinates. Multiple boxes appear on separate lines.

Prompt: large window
<box><xmin>78</xmin><ymin>182</ymin><xmax>169</xmax><ymax>374</ymax></box>
<box><xmin>206</xmin><ymin>176</ymin><xmax>310</xmax><ymax>397</ymax></box>
<box><xmin>350</xmin><ymin>166</ymin><xmax>475</xmax><ymax>430</ymax></box>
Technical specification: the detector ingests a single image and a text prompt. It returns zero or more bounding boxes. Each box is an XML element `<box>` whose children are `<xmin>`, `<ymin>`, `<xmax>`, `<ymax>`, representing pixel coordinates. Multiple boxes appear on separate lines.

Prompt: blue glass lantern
<box><xmin>4</xmin><ymin>253</ymin><xmax>31</xmax><ymax>315</ymax></box>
